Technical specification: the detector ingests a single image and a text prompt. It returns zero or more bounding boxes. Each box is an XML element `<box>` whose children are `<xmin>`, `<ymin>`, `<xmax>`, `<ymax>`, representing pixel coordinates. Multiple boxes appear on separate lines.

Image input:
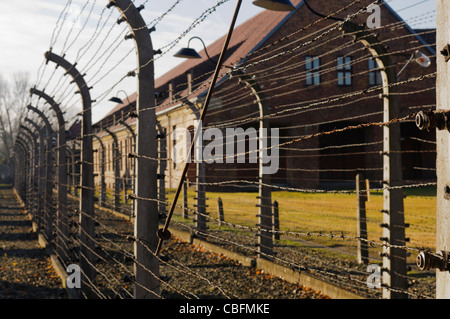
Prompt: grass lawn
<box><xmin>166</xmin><ymin>186</ymin><xmax>437</xmax><ymax>263</ymax></box>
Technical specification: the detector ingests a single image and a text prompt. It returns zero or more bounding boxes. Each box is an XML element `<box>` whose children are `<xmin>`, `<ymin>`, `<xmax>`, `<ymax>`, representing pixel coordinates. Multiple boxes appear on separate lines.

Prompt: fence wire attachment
<box><xmin>157</xmin><ymin>228</ymin><xmax>171</xmax><ymax>241</ymax></box>
<box><xmin>416</xmin><ymin>250</ymin><xmax>450</xmax><ymax>272</ymax></box>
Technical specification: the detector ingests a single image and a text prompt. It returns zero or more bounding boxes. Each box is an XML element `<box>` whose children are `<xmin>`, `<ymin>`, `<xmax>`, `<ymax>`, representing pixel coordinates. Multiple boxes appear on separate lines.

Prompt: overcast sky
<box><xmin>0</xmin><ymin>0</ymin><xmax>436</xmax><ymax>123</ymax></box>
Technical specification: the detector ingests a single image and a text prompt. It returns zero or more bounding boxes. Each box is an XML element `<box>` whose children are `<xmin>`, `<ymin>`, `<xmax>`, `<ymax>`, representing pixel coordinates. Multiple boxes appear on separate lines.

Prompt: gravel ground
<box><xmin>160</xmin><ymin>237</ymin><xmax>330</xmax><ymax>299</ymax></box>
<box><xmin>0</xmin><ymin>188</ymin><xmax>67</xmax><ymax>299</ymax></box>
<box><xmin>0</xmin><ymin>188</ymin><xmax>435</xmax><ymax>299</ymax></box>
<box><xmin>184</xmin><ymin>225</ymin><xmax>436</xmax><ymax>299</ymax></box>
<box><xmin>89</xmin><ymin>203</ymin><xmax>330</xmax><ymax>299</ymax></box>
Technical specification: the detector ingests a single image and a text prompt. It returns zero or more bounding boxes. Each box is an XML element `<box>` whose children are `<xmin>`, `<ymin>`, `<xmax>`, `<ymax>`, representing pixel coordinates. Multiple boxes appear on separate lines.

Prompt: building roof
<box><xmin>96</xmin><ymin>0</ymin><xmax>303</xmax><ymax>124</ymax></box>
<box><xmin>154</xmin><ymin>0</ymin><xmax>302</xmax><ymax>108</ymax></box>
<box><xmin>96</xmin><ymin>0</ymin><xmax>436</xmax><ymax>125</ymax></box>
<box><xmin>103</xmin><ymin>92</ymin><xmax>137</xmax><ymax>118</ymax></box>
<box><xmin>67</xmin><ymin>119</ymin><xmax>81</xmax><ymax>139</ymax></box>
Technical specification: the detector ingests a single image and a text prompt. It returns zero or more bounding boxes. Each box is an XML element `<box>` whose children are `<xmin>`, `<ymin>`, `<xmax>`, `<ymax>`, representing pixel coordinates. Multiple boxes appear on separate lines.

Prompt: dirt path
<box><xmin>0</xmin><ymin>188</ymin><xmax>66</xmax><ymax>299</ymax></box>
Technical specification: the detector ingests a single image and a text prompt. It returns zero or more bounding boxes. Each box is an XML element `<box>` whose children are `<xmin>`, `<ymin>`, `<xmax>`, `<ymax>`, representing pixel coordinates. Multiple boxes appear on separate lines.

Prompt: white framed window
<box><xmin>369</xmin><ymin>57</ymin><xmax>382</xmax><ymax>86</ymax></box>
<box><xmin>337</xmin><ymin>56</ymin><xmax>352</xmax><ymax>86</ymax></box>
<box><xmin>305</xmin><ymin>56</ymin><xmax>320</xmax><ymax>86</ymax></box>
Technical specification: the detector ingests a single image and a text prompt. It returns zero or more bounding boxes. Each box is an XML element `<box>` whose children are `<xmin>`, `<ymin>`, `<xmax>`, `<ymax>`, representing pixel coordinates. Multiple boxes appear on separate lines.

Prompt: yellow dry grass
<box><xmin>167</xmin><ymin>187</ymin><xmax>437</xmax><ymax>260</ymax></box>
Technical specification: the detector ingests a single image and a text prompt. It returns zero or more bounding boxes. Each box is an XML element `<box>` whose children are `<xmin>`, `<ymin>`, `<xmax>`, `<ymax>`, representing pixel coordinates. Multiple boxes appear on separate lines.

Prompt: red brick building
<box><xmin>93</xmin><ymin>0</ymin><xmax>436</xmax><ymax>191</ymax></box>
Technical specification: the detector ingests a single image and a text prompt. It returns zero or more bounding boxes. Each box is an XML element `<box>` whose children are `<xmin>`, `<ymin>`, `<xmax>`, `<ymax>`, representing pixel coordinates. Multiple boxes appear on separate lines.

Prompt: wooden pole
<box><xmin>356</xmin><ymin>174</ymin><xmax>368</xmax><ymax>264</ymax></box>
<box><xmin>273</xmin><ymin>200</ymin><xmax>280</xmax><ymax>241</ymax></box>
<box><xmin>217</xmin><ymin>197</ymin><xmax>224</xmax><ymax>227</ymax></box>
<box><xmin>183</xmin><ymin>179</ymin><xmax>189</xmax><ymax>219</ymax></box>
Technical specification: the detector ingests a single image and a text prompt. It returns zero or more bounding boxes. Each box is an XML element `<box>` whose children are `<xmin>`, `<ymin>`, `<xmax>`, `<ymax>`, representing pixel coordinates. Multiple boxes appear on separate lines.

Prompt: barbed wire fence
<box><xmin>10</xmin><ymin>0</ymin><xmax>439</xmax><ymax>299</ymax></box>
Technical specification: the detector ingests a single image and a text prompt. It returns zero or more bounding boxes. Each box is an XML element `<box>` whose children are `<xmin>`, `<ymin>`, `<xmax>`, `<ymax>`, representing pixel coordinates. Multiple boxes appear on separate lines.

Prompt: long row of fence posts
<box><xmin>181</xmin><ymin>179</ymin><xmax>281</xmax><ymax>241</ymax></box>
<box><xmin>9</xmin><ymin>1</ymin><xmax>411</xmax><ymax>299</ymax></box>
<box><xmin>10</xmin><ymin>0</ymin><xmax>159</xmax><ymax>299</ymax></box>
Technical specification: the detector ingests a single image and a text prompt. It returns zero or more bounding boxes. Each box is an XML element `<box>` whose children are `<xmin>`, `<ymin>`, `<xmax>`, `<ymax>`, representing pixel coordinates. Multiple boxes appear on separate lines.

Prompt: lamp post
<box><xmin>253</xmin><ymin>0</ymin><xmax>295</xmax><ymax>11</ymax></box>
<box><xmin>156</xmin><ymin>0</ymin><xmax>296</xmax><ymax>255</ymax></box>
<box><xmin>174</xmin><ymin>36</ymin><xmax>216</xmax><ymax>64</ymax></box>
<box><xmin>396</xmin><ymin>50</ymin><xmax>431</xmax><ymax>77</ymax></box>
<box><xmin>108</xmin><ymin>90</ymin><xmax>132</xmax><ymax>106</ymax></box>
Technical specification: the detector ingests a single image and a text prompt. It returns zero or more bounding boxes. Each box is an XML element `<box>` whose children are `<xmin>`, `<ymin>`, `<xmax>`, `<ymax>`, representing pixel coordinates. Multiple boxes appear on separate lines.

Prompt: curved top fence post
<box><xmin>107</xmin><ymin>0</ymin><xmax>159</xmax><ymax>299</ymax></box>
<box><xmin>27</xmin><ymin>104</ymin><xmax>55</xmax><ymax>243</ymax></box>
<box><xmin>30</xmin><ymin>87</ymin><xmax>69</xmax><ymax>263</ymax></box>
<box><xmin>341</xmin><ymin>21</ymin><xmax>406</xmax><ymax>299</ymax></box>
<box><xmin>44</xmin><ymin>51</ymin><xmax>96</xmax><ymax>298</ymax></box>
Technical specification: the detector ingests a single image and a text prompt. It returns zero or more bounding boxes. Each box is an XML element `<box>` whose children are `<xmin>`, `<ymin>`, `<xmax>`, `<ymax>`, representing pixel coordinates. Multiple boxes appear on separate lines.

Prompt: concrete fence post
<box><xmin>233</xmin><ymin>70</ymin><xmax>273</xmax><ymax>259</ymax></box>
<box><xmin>27</xmin><ymin>105</ymin><xmax>55</xmax><ymax>244</ymax></box>
<box><xmin>93</xmin><ymin>135</ymin><xmax>106</xmax><ymax>208</ymax></box>
<box><xmin>22</xmin><ymin>120</ymin><xmax>43</xmax><ymax>233</ymax></box>
<box><xmin>30</xmin><ymin>88</ymin><xmax>69</xmax><ymax>263</ymax></box>
<box><xmin>119</xmin><ymin>119</ymin><xmax>136</xmax><ymax>216</ymax></box>
<box><xmin>157</xmin><ymin>124</ymin><xmax>167</xmax><ymax>220</ymax></box>
<box><xmin>108</xmin><ymin>0</ymin><xmax>160</xmax><ymax>299</ymax></box>
<box><xmin>45</xmin><ymin>51</ymin><xmax>96</xmax><ymax>298</ymax></box>
<box><xmin>342</xmin><ymin>21</ymin><xmax>407</xmax><ymax>299</ymax></box>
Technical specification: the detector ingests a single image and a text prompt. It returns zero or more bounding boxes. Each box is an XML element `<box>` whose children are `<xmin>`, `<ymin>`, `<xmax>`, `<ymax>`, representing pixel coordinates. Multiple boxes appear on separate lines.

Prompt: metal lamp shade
<box><xmin>173</xmin><ymin>47</ymin><xmax>202</xmax><ymax>59</ymax></box>
<box><xmin>252</xmin><ymin>0</ymin><xmax>296</xmax><ymax>11</ymax></box>
<box><xmin>108</xmin><ymin>97</ymin><xmax>124</xmax><ymax>104</ymax></box>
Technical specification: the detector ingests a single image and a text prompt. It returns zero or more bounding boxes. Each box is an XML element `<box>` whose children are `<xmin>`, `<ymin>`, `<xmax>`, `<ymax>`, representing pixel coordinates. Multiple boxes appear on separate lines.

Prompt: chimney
<box><xmin>187</xmin><ymin>70</ymin><xmax>193</xmax><ymax>95</ymax></box>
<box><xmin>169</xmin><ymin>82</ymin><xmax>173</xmax><ymax>102</ymax></box>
